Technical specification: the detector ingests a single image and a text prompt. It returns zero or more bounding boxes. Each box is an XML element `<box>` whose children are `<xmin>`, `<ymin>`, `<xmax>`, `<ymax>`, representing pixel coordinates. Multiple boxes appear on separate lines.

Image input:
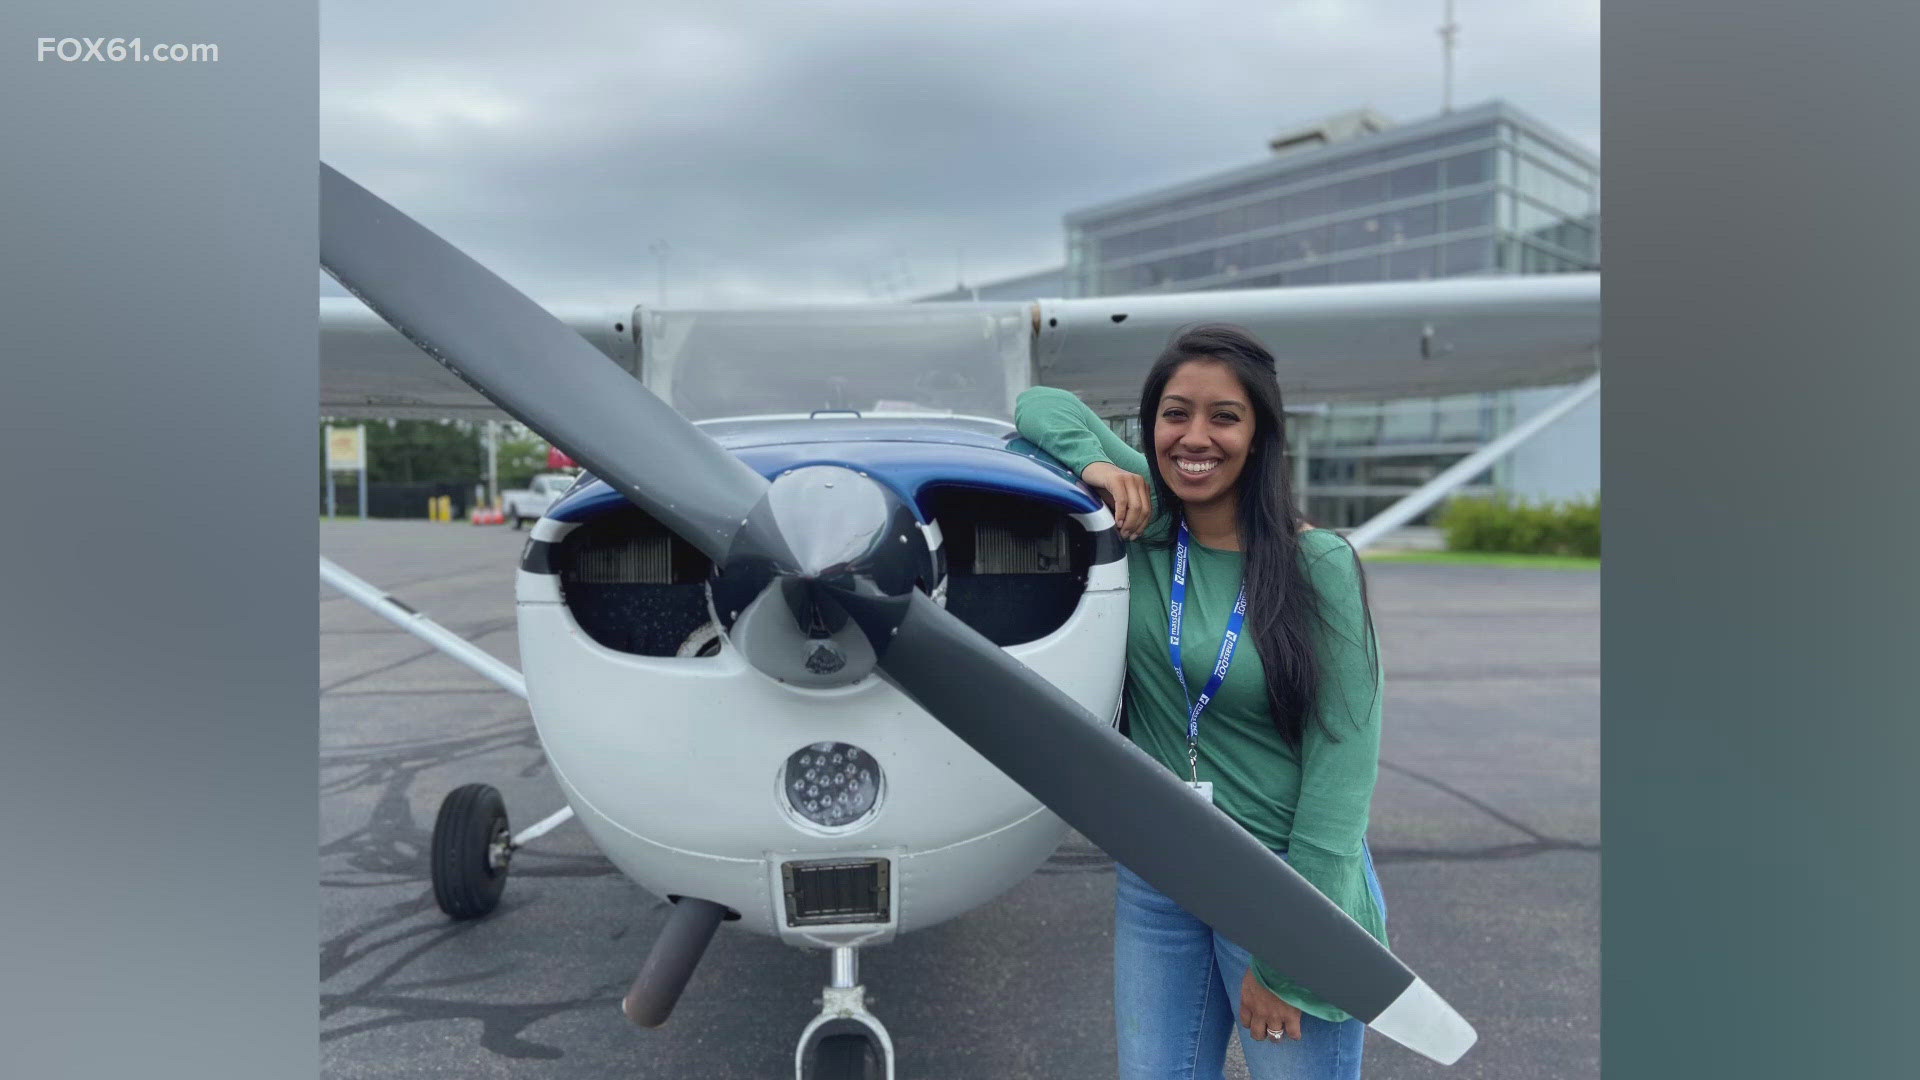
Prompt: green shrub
<box><xmin>1439</xmin><ymin>494</ymin><xmax>1600</xmax><ymax>556</ymax></box>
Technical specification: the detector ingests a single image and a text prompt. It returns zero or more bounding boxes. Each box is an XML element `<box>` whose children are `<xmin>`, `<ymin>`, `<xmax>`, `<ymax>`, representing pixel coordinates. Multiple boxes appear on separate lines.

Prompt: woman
<box><xmin>1014</xmin><ymin>325</ymin><xmax>1386</xmax><ymax>1080</ymax></box>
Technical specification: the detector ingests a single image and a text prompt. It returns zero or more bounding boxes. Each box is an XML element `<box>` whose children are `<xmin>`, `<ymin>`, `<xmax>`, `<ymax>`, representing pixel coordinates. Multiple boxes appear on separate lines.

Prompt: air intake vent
<box><xmin>555</xmin><ymin>507</ymin><xmax>715</xmax><ymax>656</ymax></box>
<box><xmin>974</xmin><ymin>521</ymin><xmax>1070</xmax><ymax>574</ymax></box>
<box><xmin>572</xmin><ymin>535</ymin><xmax>674</xmax><ymax>584</ymax></box>
<box><xmin>781</xmin><ymin>858</ymin><xmax>890</xmax><ymax>926</ymax></box>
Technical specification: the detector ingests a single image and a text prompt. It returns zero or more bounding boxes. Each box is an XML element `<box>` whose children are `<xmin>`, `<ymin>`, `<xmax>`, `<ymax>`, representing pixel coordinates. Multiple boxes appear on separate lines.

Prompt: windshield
<box><xmin>640</xmin><ymin>304</ymin><xmax>1032</xmax><ymax>422</ymax></box>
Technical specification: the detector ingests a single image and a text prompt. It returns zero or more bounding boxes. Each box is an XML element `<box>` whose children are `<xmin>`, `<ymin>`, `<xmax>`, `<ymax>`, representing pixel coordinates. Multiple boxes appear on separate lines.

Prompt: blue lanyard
<box><xmin>1168</xmin><ymin>519</ymin><xmax>1247</xmax><ymax>782</ymax></box>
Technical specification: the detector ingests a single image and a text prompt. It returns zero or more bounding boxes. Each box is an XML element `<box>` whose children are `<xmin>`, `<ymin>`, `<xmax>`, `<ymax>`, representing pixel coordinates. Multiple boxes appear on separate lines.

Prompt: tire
<box><xmin>509</xmin><ymin>507</ymin><xmax>523</xmax><ymax>530</ymax></box>
<box><xmin>431</xmin><ymin>783</ymin><xmax>511</xmax><ymax>919</ymax></box>
<box><xmin>807</xmin><ymin>1033</ymin><xmax>880</xmax><ymax>1080</ymax></box>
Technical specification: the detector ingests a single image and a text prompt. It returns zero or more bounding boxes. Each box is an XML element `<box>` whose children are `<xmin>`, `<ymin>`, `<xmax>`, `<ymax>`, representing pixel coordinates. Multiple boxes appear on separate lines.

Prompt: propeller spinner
<box><xmin>710</xmin><ymin>464</ymin><xmax>930</xmax><ymax>688</ymax></box>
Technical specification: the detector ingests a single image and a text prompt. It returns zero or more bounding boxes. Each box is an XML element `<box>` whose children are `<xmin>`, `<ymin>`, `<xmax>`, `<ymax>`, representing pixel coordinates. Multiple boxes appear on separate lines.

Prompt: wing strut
<box><xmin>1345</xmin><ymin>371</ymin><xmax>1601</xmax><ymax>552</ymax></box>
<box><xmin>320</xmin><ymin>556</ymin><xmax>527</xmax><ymax>698</ymax></box>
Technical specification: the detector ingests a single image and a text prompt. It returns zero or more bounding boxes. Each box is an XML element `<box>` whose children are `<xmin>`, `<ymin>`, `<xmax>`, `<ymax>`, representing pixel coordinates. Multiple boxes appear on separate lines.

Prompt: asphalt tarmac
<box><xmin>321</xmin><ymin>519</ymin><xmax>1598</xmax><ymax>1079</ymax></box>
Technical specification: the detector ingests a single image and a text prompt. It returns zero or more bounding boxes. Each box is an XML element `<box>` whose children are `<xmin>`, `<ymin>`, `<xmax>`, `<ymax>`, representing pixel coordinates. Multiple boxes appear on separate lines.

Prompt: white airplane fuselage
<box><xmin>512</xmin><ymin>415</ymin><xmax>1129</xmax><ymax>947</ymax></box>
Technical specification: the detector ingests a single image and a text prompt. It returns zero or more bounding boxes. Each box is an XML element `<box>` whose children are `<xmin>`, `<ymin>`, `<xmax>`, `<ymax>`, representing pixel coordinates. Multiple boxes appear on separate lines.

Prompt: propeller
<box><xmin>320</xmin><ymin>163</ymin><xmax>1476</xmax><ymax>1065</ymax></box>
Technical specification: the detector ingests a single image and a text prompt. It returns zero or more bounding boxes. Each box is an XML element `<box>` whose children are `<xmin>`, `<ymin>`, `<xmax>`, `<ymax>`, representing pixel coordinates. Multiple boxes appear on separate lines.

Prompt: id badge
<box><xmin>1186</xmin><ymin>780</ymin><xmax>1214</xmax><ymax>803</ymax></box>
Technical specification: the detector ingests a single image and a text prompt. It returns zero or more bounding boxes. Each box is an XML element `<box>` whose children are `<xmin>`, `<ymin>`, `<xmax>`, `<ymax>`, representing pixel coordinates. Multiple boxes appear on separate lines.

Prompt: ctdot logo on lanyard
<box><xmin>1168</xmin><ymin>519</ymin><xmax>1246</xmax><ymax>803</ymax></box>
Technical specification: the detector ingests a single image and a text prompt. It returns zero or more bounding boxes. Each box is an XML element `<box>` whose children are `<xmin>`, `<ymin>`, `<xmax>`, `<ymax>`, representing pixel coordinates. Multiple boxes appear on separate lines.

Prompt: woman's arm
<box><xmin>1288</xmin><ymin>538</ymin><xmax>1383</xmax><ymax>864</ymax></box>
<box><xmin>1014</xmin><ymin>386</ymin><xmax>1149</xmax><ymax>478</ymax></box>
<box><xmin>1250</xmin><ymin>536</ymin><xmax>1389</xmax><ymax>1020</ymax></box>
<box><xmin>1014</xmin><ymin>386</ymin><xmax>1154</xmax><ymax>538</ymax></box>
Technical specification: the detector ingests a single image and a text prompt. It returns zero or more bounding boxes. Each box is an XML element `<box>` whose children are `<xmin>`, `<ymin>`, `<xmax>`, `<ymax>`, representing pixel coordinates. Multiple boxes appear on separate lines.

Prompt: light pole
<box><xmin>483</xmin><ymin>419</ymin><xmax>499</xmax><ymax>509</ymax></box>
<box><xmin>649</xmin><ymin>239</ymin><xmax>672</xmax><ymax>307</ymax></box>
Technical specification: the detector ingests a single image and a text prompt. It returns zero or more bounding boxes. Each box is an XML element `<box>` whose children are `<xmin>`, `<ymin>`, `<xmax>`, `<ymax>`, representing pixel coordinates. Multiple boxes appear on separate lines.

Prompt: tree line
<box><xmin>317</xmin><ymin>418</ymin><xmax>553</xmax><ymax>488</ymax></box>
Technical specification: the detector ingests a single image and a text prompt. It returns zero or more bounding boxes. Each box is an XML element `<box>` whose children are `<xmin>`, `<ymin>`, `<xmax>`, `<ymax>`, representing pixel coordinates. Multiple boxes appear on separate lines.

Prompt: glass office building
<box><xmin>917</xmin><ymin>266</ymin><xmax>1066</xmax><ymax>303</ymax></box>
<box><xmin>1063</xmin><ymin>100</ymin><xmax>1599</xmax><ymax>527</ymax></box>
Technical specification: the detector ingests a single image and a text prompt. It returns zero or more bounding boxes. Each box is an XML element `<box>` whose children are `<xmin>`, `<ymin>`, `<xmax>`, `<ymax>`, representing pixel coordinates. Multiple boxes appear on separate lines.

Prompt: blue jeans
<box><xmin>1113</xmin><ymin>845</ymin><xmax>1384</xmax><ymax>1080</ymax></box>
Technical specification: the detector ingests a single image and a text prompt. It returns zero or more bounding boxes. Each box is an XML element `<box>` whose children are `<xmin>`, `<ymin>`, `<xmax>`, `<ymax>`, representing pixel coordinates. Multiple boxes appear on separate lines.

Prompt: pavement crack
<box><xmin>1370</xmin><ymin>839</ymin><xmax>1598</xmax><ymax>864</ymax></box>
<box><xmin>1378</xmin><ymin>759</ymin><xmax>1596</xmax><ymax>855</ymax></box>
<box><xmin>326</xmin><ymin>686</ymin><xmax>522</xmax><ymax>698</ymax></box>
<box><xmin>1389</xmin><ymin>664</ymin><xmax>1600</xmax><ymax>683</ymax></box>
<box><xmin>320</xmin><ymin>720</ymin><xmax>546</xmax><ymax>888</ymax></box>
<box><xmin>320</xmin><ymin>559</ymin><xmax>519</xmax><ymax>606</ymax></box>
<box><xmin>320</xmin><ymin>617</ymin><xmax>520</xmax><ymax>695</ymax></box>
<box><xmin>321</xmin><ymin>979</ymin><xmax>629</xmax><ymax>1060</ymax></box>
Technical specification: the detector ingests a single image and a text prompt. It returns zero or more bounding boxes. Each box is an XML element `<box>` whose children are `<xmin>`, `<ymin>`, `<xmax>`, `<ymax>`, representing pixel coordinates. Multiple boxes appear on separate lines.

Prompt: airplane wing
<box><xmin>1033</xmin><ymin>274</ymin><xmax>1599</xmax><ymax>415</ymax></box>
<box><xmin>321</xmin><ymin>295</ymin><xmax>636</xmax><ymax>419</ymax></box>
<box><xmin>322</xmin><ymin>274</ymin><xmax>1597</xmax><ymax>420</ymax></box>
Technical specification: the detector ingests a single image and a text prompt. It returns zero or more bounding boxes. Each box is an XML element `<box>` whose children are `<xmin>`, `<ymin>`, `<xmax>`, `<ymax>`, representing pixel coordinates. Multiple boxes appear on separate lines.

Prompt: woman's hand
<box><xmin>1081</xmin><ymin>461</ymin><xmax>1151</xmax><ymax>541</ymax></box>
<box><xmin>1240</xmin><ymin>968</ymin><xmax>1303</xmax><ymax>1042</ymax></box>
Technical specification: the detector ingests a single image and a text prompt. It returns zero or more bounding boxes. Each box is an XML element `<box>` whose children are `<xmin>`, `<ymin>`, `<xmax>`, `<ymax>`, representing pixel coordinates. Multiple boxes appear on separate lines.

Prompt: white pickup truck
<box><xmin>502</xmin><ymin>473</ymin><xmax>577</xmax><ymax>529</ymax></box>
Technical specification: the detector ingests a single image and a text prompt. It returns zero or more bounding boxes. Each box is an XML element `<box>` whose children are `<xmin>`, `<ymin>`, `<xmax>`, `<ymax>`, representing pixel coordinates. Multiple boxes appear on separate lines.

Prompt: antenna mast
<box><xmin>1438</xmin><ymin>0</ymin><xmax>1459</xmax><ymax>113</ymax></box>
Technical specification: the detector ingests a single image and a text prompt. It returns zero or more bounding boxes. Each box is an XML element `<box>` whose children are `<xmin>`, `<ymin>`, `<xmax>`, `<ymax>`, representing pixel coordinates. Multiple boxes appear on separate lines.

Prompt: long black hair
<box><xmin>1136</xmin><ymin>324</ymin><xmax>1379</xmax><ymax>750</ymax></box>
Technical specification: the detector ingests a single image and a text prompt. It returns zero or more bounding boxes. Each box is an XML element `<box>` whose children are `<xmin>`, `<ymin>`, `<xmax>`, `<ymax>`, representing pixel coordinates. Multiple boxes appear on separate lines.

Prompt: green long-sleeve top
<box><xmin>1015</xmin><ymin>385</ymin><xmax>1387</xmax><ymax>1023</ymax></box>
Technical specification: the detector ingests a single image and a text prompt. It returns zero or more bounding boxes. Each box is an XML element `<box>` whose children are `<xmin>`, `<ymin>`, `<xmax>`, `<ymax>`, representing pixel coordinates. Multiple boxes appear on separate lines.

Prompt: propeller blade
<box><xmin>868</xmin><ymin>591</ymin><xmax>1476</xmax><ymax>1065</ymax></box>
<box><xmin>318</xmin><ymin>163</ymin><xmax>766</xmax><ymax>560</ymax></box>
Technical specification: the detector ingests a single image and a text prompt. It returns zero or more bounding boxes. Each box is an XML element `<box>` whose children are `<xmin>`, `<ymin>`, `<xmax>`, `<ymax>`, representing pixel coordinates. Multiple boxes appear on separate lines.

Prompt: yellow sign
<box><xmin>326</xmin><ymin>426</ymin><xmax>365</xmax><ymax>471</ymax></box>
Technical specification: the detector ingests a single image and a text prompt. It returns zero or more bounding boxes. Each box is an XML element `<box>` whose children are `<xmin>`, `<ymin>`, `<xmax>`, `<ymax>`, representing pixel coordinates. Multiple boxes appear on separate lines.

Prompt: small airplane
<box><xmin>319</xmin><ymin>163</ymin><xmax>1598</xmax><ymax>1078</ymax></box>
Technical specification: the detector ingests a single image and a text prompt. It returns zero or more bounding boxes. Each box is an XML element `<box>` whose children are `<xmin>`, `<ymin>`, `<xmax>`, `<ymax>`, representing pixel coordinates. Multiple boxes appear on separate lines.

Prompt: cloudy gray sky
<box><xmin>322</xmin><ymin>0</ymin><xmax>1596</xmax><ymax>306</ymax></box>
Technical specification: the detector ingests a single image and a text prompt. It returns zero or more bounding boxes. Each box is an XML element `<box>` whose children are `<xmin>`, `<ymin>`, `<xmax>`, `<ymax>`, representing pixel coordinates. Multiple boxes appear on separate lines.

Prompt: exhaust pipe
<box><xmin>621</xmin><ymin>896</ymin><xmax>729</xmax><ymax>1027</ymax></box>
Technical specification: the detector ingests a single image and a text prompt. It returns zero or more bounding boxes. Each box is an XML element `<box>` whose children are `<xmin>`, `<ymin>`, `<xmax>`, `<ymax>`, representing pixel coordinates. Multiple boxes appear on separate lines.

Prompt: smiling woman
<box><xmin>1151</xmin><ymin>357</ymin><xmax>1256</xmax><ymax>545</ymax></box>
<box><xmin>1015</xmin><ymin>326</ymin><xmax>1387</xmax><ymax>1080</ymax></box>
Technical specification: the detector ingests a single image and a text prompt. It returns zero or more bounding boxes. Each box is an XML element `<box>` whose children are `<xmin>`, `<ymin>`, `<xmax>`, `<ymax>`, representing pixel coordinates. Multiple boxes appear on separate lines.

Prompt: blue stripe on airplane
<box><xmin>548</xmin><ymin>422</ymin><xmax>1100</xmax><ymax>525</ymax></box>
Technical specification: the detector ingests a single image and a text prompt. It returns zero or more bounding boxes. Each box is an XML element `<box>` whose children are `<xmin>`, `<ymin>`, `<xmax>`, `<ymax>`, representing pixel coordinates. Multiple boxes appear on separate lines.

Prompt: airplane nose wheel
<box><xmin>797</xmin><ymin>947</ymin><xmax>893</xmax><ymax>1080</ymax></box>
<box><xmin>806</xmin><ymin>1028</ymin><xmax>883</xmax><ymax>1080</ymax></box>
<box><xmin>430</xmin><ymin>783</ymin><xmax>512</xmax><ymax>918</ymax></box>
<box><xmin>806</xmin><ymin>1029</ymin><xmax>882</xmax><ymax>1080</ymax></box>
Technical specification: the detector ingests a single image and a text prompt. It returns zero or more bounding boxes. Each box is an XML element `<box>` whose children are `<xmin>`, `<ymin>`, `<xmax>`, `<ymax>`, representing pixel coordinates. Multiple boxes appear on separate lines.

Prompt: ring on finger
<box><xmin>1265</xmin><ymin>1027</ymin><xmax>1286</xmax><ymax>1040</ymax></box>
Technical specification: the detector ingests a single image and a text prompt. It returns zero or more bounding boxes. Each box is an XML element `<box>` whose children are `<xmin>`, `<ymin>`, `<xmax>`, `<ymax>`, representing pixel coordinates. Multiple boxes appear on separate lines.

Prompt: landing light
<box><xmin>782</xmin><ymin>742</ymin><xmax>882</xmax><ymax>829</ymax></box>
